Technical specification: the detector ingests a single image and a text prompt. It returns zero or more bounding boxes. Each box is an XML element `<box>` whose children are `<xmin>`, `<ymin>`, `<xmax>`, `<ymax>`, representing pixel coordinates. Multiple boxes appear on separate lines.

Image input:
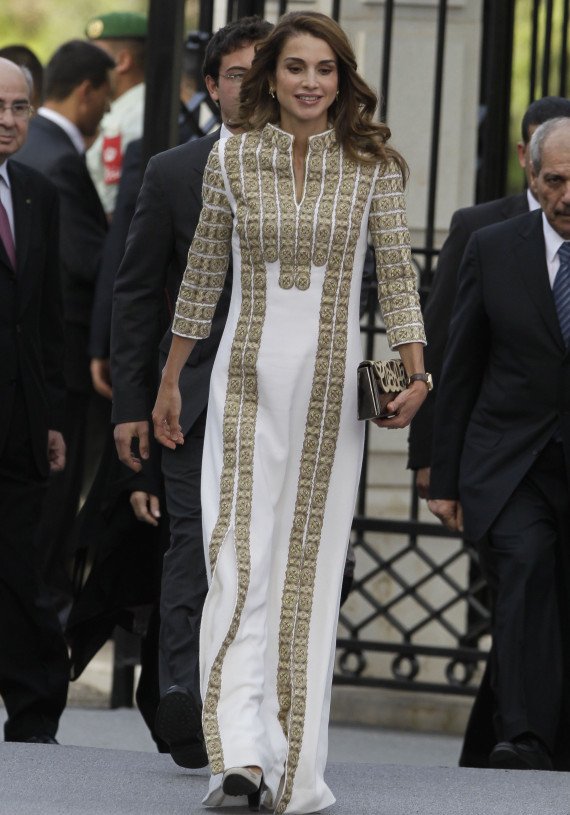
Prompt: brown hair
<box><xmin>236</xmin><ymin>11</ymin><xmax>407</xmax><ymax>178</ymax></box>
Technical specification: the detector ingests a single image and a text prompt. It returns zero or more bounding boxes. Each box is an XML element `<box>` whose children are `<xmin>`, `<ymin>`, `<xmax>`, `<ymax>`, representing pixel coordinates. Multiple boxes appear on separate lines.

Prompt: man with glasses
<box><xmin>111</xmin><ymin>17</ymin><xmax>272</xmax><ymax>768</ymax></box>
<box><xmin>0</xmin><ymin>57</ymin><xmax>69</xmax><ymax>744</ymax></box>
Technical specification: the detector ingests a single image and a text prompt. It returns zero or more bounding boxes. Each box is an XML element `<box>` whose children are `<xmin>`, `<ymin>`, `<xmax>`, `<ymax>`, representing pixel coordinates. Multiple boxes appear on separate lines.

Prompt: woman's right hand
<box><xmin>152</xmin><ymin>378</ymin><xmax>184</xmax><ymax>449</ymax></box>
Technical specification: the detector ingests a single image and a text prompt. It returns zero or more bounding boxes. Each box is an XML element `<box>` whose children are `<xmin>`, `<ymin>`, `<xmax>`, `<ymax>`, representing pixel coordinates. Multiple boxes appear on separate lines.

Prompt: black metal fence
<box><xmin>333</xmin><ymin>0</ymin><xmax>569</xmax><ymax>696</ymax></box>
<box><xmin>137</xmin><ymin>0</ymin><xmax>569</xmax><ymax>701</ymax></box>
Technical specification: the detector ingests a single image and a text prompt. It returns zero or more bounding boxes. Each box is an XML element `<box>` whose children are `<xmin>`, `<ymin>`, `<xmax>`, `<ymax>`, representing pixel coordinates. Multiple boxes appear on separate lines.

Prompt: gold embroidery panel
<box><xmin>172</xmin><ymin>150</ymin><xmax>232</xmax><ymax>339</ymax></box>
<box><xmin>202</xmin><ymin>136</ymin><xmax>266</xmax><ymax>775</ymax></box>
<box><xmin>369</xmin><ymin>162</ymin><xmax>426</xmax><ymax>348</ymax></box>
<box><xmin>199</xmin><ymin>131</ymin><xmax>425</xmax><ymax>795</ymax></box>
<box><xmin>275</xmin><ymin>160</ymin><xmax>377</xmax><ymax>814</ymax></box>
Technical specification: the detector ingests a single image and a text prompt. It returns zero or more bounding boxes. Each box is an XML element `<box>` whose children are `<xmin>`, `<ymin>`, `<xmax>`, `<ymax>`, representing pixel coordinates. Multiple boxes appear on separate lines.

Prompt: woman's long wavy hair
<box><xmin>236</xmin><ymin>11</ymin><xmax>408</xmax><ymax>179</ymax></box>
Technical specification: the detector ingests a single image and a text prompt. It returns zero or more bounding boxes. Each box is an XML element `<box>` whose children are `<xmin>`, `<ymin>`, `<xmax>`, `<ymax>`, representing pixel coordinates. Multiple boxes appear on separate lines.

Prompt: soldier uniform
<box><xmin>85</xmin><ymin>12</ymin><xmax>147</xmax><ymax>216</ymax></box>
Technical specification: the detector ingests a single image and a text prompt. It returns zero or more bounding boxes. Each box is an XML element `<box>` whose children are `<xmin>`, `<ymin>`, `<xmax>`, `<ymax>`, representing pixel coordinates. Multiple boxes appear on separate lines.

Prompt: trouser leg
<box><xmin>37</xmin><ymin>390</ymin><xmax>110</xmax><ymax>610</ymax></box>
<box><xmin>159</xmin><ymin>409</ymin><xmax>208</xmax><ymax>699</ymax></box>
<box><xmin>480</xmin><ymin>441</ymin><xmax>569</xmax><ymax>752</ymax></box>
<box><xmin>0</xmin><ymin>388</ymin><xmax>69</xmax><ymax>741</ymax></box>
<box><xmin>136</xmin><ymin>602</ymin><xmax>169</xmax><ymax>752</ymax></box>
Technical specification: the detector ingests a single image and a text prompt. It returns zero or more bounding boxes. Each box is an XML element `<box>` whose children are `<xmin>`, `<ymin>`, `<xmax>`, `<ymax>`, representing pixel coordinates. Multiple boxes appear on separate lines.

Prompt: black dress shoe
<box><xmin>489</xmin><ymin>735</ymin><xmax>553</xmax><ymax>771</ymax></box>
<box><xmin>154</xmin><ymin>685</ymin><xmax>208</xmax><ymax>769</ymax></box>
<box><xmin>20</xmin><ymin>735</ymin><xmax>59</xmax><ymax>744</ymax></box>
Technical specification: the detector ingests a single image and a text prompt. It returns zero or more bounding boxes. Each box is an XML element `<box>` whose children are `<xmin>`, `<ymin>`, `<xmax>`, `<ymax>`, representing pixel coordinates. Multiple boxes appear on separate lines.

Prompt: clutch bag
<box><xmin>357</xmin><ymin>359</ymin><xmax>407</xmax><ymax>420</ymax></box>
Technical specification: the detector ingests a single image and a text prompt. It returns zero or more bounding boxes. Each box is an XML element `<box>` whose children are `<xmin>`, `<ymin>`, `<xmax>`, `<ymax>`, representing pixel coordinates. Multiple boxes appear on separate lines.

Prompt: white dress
<box><xmin>172</xmin><ymin>123</ymin><xmax>425</xmax><ymax>814</ymax></box>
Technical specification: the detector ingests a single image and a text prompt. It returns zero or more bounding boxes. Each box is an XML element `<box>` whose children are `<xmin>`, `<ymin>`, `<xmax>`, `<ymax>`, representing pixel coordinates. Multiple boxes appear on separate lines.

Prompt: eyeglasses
<box><xmin>219</xmin><ymin>72</ymin><xmax>247</xmax><ymax>83</ymax></box>
<box><xmin>0</xmin><ymin>102</ymin><xmax>34</xmax><ymax>120</ymax></box>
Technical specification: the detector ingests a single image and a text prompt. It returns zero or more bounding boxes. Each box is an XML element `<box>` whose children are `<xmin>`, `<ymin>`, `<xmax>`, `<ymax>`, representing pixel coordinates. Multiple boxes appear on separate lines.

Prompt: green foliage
<box><xmin>508</xmin><ymin>0</ymin><xmax>569</xmax><ymax>193</ymax></box>
<box><xmin>0</xmin><ymin>0</ymin><xmax>147</xmax><ymax>62</ymax></box>
<box><xmin>0</xmin><ymin>0</ymin><xmax>200</xmax><ymax>65</ymax></box>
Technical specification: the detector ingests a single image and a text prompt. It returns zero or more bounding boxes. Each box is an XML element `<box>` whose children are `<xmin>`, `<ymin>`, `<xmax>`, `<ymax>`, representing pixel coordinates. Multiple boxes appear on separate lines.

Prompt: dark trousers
<box><xmin>159</xmin><ymin>409</ymin><xmax>208</xmax><ymax>700</ymax></box>
<box><xmin>480</xmin><ymin>440</ymin><xmax>570</xmax><ymax>752</ymax></box>
<box><xmin>0</xmin><ymin>385</ymin><xmax>69</xmax><ymax>741</ymax></box>
<box><xmin>37</xmin><ymin>390</ymin><xmax>110</xmax><ymax>609</ymax></box>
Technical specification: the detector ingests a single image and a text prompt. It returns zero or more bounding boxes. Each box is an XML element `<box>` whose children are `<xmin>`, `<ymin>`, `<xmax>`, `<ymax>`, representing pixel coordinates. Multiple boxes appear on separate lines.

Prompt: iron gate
<box><xmin>141</xmin><ymin>0</ymin><xmax>570</xmax><ymax>697</ymax></box>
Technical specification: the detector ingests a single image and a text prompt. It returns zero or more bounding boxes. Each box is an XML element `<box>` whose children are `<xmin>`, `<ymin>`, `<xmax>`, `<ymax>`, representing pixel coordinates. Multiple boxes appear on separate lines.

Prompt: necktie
<box><xmin>0</xmin><ymin>195</ymin><xmax>16</xmax><ymax>270</ymax></box>
<box><xmin>554</xmin><ymin>242</ymin><xmax>570</xmax><ymax>347</ymax></box>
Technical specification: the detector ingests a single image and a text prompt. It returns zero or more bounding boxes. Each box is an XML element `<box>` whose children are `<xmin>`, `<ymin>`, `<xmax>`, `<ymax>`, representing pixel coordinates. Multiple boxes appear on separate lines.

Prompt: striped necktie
<box><xmin>0</xmin><ymin>195</ymin><xmax>16</xmax><ymax>270</ymax></box>
<box><xmin>554</xmin><ymin>241</ymin><xmax>570</xmax><ymax>348</ymax></box>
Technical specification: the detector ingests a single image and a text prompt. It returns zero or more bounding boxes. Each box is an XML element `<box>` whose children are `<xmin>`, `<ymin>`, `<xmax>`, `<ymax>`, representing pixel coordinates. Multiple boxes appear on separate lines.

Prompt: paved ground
<box><xmin>0</xmin><ymin>703</ymin><xmax>463</xmax><ymax>764</ymax></box>
<box><xmin>2</xmin><ymin>739</ymin><xmax>570</xmax><ymax>815</ymax></box>
<box><xmin>1</xmin><ymin>651</ymin><xmax>569</xmax><ymax>815</ymax></box>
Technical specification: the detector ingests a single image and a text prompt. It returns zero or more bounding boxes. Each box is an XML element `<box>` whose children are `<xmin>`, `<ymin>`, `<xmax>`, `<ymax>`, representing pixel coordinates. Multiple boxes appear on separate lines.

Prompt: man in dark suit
<box><xmin>429</xmin><ymin>116</ymin><xmax>570</xmax><ymax>770</ymax></box>
<box><xmin>407</xmin><ymin>96</ymin><xmax>570</xmax><ymax>769</ymax></box>
<box><xmin>409</xmin><ymin>96</ymin><xmax>570</xmax><ymax>486</ymax></box>
<box><xmin>0</xmin><ymin>57</ymin><xmax>69</xmax><ymax>743</ymax></box>
<box><xmin>110</xmin><ymin>18</ymin><xmax>273</xmax><ymax>768</ymax></box>
<box><xmin>16</xmin><ymin>41</ymin><xmax>114</xmax><ymax>608</ymax></box>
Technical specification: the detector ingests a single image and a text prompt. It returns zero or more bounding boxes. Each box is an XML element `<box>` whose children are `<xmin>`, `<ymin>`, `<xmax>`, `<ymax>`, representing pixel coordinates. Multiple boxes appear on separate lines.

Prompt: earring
<box><xmin>336</xmin><ymin>90</ymin><xmax>339</xmax><ymax>100</ymax></box>
<box><xmin>269</xmin><ymin>87</ymin><xmax>275</xmax><ymax>99</ymax></box>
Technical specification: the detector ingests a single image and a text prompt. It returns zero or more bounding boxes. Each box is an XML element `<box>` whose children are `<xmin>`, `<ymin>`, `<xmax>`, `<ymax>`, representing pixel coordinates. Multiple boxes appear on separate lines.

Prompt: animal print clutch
<box><xmin>357</xmin><ymin>359</ymin><xmax>407</xmax><ymax>420</ymax></box>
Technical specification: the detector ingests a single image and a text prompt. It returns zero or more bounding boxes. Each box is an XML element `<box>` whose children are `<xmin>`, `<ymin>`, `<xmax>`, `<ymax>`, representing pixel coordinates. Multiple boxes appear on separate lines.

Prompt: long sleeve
<box><xmin>172</xmin><ymin>147</ymin><xmax>233</xmax><ymax>340</ymax></box>
<box><xmin>110</xmin><ymin>151</ymin><xmax>176</xmax><ymax>423</ymax></box>
<box><xmin>90</xmin><ymin>140</ymin><xmax>143</xmax><ymax>359</ymax></box>
<box><xmin>40</xmin><ymin>184</ymin><xmax>66</xmax><ymax>431</ymax></box>
<box><xmin>429</xmin><ymin>234</ymin><xmax>489</xmax><ymax>500</ymax></box>
<box><xmin>369</xmin><ymin>159</ymin><xmax>426</xmax><ymax>348</ymax></box>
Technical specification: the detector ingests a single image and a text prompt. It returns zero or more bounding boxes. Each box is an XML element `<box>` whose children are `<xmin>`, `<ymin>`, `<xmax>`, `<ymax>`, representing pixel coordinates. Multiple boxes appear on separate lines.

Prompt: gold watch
<box><xmin>407</xmin><ymin>372</ymin><xmax>433</xmax><ymax>391</ymax></box>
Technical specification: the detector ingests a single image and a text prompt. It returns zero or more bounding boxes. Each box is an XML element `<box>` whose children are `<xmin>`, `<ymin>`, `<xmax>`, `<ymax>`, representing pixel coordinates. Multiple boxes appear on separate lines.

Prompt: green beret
<box><xmin>86</xmin><ymin>12</ymin><xmax>147</xmax><ymax>41</ymax></box>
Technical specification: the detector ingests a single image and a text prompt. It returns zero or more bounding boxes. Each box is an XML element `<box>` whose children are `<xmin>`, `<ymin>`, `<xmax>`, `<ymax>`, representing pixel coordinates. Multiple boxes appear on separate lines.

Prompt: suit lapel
<box><xmin>0</xmin><ymin>233</ymin><xmax>12</xmax><ymax>273</ymax></box>
<box><xmin>9</xmin><ymin>162</ymin><xmax>32</xmax><ymax>274</ymax></box>
<box><xmin>515</xmin><ymin>210</ymin><xmax>565</xmax><ymax>350</ymax></box>
<box><xmin>8</xmin><ymin>162</ymin><xmax>35</xmax><ymax>312</ymax></box>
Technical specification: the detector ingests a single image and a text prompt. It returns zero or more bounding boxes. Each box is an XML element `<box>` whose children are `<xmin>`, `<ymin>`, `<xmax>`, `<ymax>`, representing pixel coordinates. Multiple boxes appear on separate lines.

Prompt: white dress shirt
<box><xmin>542</xmin><ymin>212</ymin><xmax>568</xmax><ymax>289</ymax></box>
<box><xmin>527</xmin><ymin>188</ymin><xmax>540</xmax><ymax>212</ymax></box>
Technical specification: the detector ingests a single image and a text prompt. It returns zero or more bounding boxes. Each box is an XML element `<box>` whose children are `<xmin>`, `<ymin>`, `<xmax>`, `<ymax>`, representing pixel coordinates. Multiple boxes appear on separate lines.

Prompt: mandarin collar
<box><xmin>263</xmin><ymin>122</ymin><xmax>336</xmax><ymax>152</ymax></box>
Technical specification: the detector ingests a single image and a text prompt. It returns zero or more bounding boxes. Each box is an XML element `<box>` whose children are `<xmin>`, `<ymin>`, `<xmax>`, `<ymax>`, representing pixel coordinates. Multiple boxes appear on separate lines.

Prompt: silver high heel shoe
<box><xmin>222</xmin><ymin>766</ymin><xmax>263</xmax><ymax>811</ymax></box>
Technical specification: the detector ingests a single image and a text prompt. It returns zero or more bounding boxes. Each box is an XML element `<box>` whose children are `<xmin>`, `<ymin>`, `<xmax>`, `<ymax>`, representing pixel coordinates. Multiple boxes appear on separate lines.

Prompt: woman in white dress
<box><xmin>153</xmin><ymin>12</ymin><xmax>427</xmax><ymax>813</ymax></box>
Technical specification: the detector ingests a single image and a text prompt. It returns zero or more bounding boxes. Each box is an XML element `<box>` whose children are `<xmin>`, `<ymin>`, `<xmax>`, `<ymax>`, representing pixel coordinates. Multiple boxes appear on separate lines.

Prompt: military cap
<box><xmin>86</xmin><ymin>12</ymin><xmax>148</xmax><ymax>41</ymax></box>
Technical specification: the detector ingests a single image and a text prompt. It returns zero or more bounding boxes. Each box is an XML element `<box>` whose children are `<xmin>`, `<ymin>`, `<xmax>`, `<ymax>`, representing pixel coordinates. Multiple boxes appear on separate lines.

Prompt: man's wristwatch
<box><xmin>407</xmin><ymin>372</ymin><xmax>433</xmax><ymax>391</ymax></box>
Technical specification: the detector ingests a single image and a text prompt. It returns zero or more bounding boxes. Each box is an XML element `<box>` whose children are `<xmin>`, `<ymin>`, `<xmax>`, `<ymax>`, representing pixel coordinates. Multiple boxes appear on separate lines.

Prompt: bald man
<box><xmin>0</xmin><ymin>57</ymin><xmax>69</xmax><ymax>744</ymax></box>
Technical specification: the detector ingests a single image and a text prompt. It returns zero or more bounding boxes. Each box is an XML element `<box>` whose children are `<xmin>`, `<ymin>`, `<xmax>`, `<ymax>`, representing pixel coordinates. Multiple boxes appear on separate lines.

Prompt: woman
<box><xmin>152</xmin><ymin>12</ymin><xmax>427</xmax><ymax>813</ymax></box>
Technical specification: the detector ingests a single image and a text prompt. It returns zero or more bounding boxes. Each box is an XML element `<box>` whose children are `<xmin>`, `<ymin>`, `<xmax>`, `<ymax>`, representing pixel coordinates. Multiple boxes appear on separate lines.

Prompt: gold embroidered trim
<box><xmin>171</xmin><ymin>150</ymin><xmax>232</xmax><ymax>339</ymax></box>
<box><xmin>369</xmin><ymin>161</ymin><xmax>426</xmax><ymax>347</ymax></box>
<box><xmin>275</xmin><ymin>157</ymin><xmax>376</xmax><ymax>815</ymax></box>
<box><xmin>197</xmin><ymin>129</ymin><xmax>425</xmax><ymax>798</ymax></box>
<box><xmin>202</xmin><ymin>135</ymin><xmax>266</xmax><ymax>775</ymax></box>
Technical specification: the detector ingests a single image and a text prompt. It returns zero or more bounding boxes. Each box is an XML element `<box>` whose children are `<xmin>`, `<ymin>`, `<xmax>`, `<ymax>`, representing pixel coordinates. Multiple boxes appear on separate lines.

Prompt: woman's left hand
<box><xmin>372</xmin><ymin>381</ymin><xmax>428</xmax><ymax>429</ymax></box>
<box><xmin>152</xmin><ymin>379</ymin><xmax>184</xmax><ymax>449</ymax></box>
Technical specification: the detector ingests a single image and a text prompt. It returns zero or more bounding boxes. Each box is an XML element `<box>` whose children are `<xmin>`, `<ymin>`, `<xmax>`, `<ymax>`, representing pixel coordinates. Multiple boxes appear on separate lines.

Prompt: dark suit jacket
<box><xmin>89</xmin><ymin>139</ymin><xmax>144</xmax><ymax>360</ymax></box>
<box><xmin>0</xmin><ymin>159</ymin><xmax>65</xmax><ymax>475</ymax></box>
<box><xmin>429</xmin><ymin>209</ymin><xmax>570</xmax><ymax>541</ymax></box>
<box><xmin>16</xmin><ymin>115</ymin><xmax>108</xmax><ymax>392</ymax></box>
<box><xmin>408</xmin><ymin>193</ymin><xmax>529</xmax><ymax>469</ymax></box>
<box><xmin>111</xmin><ymin>130</ymin><xmax>232</xmax><ymax>434</ymax></box>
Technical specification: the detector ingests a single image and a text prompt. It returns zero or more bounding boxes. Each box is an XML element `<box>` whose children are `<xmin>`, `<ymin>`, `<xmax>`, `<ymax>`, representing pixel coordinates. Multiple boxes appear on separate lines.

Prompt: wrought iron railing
<box><xmin>333</xmin><ymin>247</ymin><xmax>492</xmax><ymax>695</ymax></box>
